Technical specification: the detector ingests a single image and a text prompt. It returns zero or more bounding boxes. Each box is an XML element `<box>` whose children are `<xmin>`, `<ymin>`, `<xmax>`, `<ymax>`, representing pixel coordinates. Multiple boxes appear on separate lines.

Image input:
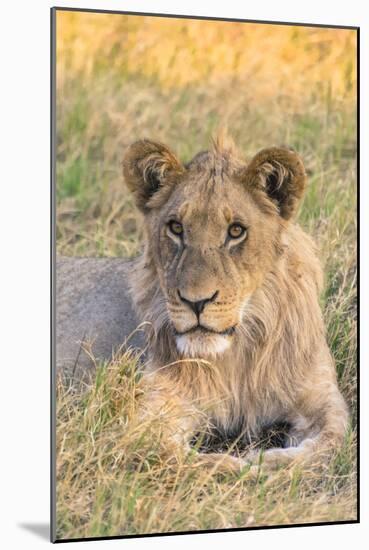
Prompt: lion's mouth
<box><xmin>174</xmin><ymin>324</ymin><xmax>236</xmax><ymax>337</ymax></box>
<box><xmin>174</xmin><ymin>325</ymin><xmax>235</xmax><ymax>357</ymax></box>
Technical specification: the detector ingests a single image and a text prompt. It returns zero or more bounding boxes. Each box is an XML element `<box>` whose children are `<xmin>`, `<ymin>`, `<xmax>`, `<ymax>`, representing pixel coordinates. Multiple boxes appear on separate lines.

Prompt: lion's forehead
<box><xmin>164</xmin><ymin>172</ymin><xmax>253</xmax><ymax>232</ymax></box>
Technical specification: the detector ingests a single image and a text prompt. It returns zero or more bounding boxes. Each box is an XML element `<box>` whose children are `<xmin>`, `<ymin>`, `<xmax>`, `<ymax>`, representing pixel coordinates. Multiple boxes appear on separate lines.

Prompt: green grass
<box><xmin>56</xmin><ymin>28</ymin><xmax>357</xmax><ymax>541</ymax></box>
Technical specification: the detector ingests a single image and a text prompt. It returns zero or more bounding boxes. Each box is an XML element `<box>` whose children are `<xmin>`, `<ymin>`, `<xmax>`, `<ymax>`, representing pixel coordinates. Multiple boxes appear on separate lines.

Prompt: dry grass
<box><xmin>56</xmin><ymin>354</ymin><xmax>356</xmax><ymax>540</ymax></box>
<box><xmin>55</xmin><ymin>11</ymin><xmax>357</xmax><ymax>540</ymax></box>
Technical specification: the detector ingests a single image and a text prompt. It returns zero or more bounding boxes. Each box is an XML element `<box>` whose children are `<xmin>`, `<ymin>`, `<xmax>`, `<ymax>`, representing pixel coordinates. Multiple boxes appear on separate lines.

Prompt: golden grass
<box><xmin>56</xmin><ymin>353</ymin><xmax>357</xmax><ymax>540</ymax></box>
<box><xmin>55</xmin><ymin>10</ymin><xmax>357</xmax><ymax>540</ymax></box>
<box><xmin>57</xmin><ymin>12</ymin><xmax>356</xmax><ymax>98</ymax></box>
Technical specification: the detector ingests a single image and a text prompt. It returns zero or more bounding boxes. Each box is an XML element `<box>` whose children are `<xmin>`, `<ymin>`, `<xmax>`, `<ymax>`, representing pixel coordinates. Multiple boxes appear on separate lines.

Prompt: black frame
<box><xmin>50</xmin><ymin>6</ymin><xmax>360</xmax><ymax>543</ymax></box>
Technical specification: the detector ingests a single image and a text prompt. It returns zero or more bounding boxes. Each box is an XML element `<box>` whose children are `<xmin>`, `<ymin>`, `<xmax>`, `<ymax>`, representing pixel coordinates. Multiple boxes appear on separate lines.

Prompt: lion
<box><xmin>122</xmin><ymin>132</ymin><xmax>349</xmax><ymax>471</ymax></box>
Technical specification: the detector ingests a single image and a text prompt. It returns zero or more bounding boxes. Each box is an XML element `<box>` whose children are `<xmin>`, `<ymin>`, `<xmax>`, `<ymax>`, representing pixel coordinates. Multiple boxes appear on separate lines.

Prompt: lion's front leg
<box><xmin>137</xmin><ymin>372</ymin><xmax>247</xmax><ymax>473</ymax></box>
<box><xmin>246</xmin><ymin>382</ymin><xmax>349</xmax><ymax>469</ymax></box>
<box><xmin>137</xmin><ymin>375</ymin><xmax>197</xmax><ymax>462</ymax></box>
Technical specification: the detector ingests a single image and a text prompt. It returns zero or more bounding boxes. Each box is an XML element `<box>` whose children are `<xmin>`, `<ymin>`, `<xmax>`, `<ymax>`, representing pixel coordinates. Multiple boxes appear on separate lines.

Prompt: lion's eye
<box><xmin>228</xmin><ymin>223</ymin><xmax>246</xmax><ymax>239</ymax></box>
<box><xmin>168</xmin><ymin>220</ymin><xmax>183</xmax><ymax>236</ymax></box>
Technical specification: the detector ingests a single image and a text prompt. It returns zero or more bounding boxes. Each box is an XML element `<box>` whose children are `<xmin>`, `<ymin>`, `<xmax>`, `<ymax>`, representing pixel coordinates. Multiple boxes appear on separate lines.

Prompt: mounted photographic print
<box><xmin>51</xmin><ymin>7</ymin><xmax>358</xmax><ymax>543</ymax></box>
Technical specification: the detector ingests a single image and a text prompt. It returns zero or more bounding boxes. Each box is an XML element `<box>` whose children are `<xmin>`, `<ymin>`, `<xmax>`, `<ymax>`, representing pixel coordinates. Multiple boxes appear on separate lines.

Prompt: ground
<box><xmin>55</xmin><ymin>13</ymin><xmax>357</xmax><ymax>540</ymax></box>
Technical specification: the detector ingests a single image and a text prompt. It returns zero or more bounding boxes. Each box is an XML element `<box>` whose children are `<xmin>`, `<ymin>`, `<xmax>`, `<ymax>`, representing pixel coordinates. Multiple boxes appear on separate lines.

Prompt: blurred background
<box><xmin>56</xmin><ymin>11</ymin><xmax>356</xmax><ymax>258</ymax></box>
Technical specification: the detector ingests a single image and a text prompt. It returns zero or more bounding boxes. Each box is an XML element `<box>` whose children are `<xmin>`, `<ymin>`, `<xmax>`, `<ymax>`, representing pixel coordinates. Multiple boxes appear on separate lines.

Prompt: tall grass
<box><xmin>56</xmin><ymin>357</ymin><xmax>356</xmax><ymax>540</ymax></box>
<box><xmin>55</xmin><ymin>11</ymin><xmax>357</xmax><ymax>540</ymax></box>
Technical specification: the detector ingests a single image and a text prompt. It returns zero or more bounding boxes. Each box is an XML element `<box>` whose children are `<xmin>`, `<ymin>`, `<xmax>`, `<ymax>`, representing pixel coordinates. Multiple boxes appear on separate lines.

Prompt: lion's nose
<box><xmin>178</xmin><ymin>290</ymin><xmax>219</xmax><ymax>318</ymax></box>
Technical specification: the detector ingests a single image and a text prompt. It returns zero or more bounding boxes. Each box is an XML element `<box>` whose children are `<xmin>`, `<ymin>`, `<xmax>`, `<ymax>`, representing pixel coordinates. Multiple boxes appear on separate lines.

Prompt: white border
<box><xmin>0</xmin><ymin>1</ymin><xmax>366</xmax><ymax>548</ymax></box>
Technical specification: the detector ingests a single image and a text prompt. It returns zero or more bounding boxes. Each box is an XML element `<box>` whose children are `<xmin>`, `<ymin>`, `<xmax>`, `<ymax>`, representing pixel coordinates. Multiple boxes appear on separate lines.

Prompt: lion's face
<box><xmin>146</xmin><ymin>163</ymin><xmax>282</xmax><ymax>357</ymax></box>
<box><xmin>123</xmin><ymin>136</ymin><xmax>306</xmax><ymax>358</ymax></box>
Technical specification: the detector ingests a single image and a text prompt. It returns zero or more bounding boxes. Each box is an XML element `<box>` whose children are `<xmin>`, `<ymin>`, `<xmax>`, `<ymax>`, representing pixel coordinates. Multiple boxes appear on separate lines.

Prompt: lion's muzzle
<box><xmin>177</xmin><ymin>289</ymin><xmax>219</xmax><ymax>319</ymax></box>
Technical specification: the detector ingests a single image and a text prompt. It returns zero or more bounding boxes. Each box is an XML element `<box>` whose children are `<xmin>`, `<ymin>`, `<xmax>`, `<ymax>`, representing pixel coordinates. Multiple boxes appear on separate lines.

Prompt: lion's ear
<box><xmin>123</xmin><ymin>139</ymin><xmax>184</xmax><ymax>211</ymax></box>
<box><xmin>244</xmin><ymin>147</ymin><xmax>307</xmax><ymax>220</ymax></box>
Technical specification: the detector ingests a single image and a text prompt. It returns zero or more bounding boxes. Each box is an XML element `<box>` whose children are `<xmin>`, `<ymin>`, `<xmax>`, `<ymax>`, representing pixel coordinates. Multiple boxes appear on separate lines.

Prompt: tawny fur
<box><xmin>123</xmin><ymin>133</ymin><xmax>348</xmax><ymax>471</ymax></box>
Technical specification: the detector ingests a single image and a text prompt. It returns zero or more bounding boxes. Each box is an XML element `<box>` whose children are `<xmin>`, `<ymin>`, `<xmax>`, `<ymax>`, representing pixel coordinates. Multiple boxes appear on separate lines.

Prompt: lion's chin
<box><xmin>175</xmin><ymin>332</ymin><xmax>231</xmax><ymax>359</ymax></box>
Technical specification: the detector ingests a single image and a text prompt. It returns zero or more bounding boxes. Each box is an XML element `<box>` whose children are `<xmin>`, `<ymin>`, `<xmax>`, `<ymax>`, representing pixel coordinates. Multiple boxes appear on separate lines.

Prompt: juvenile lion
<box><xmin>123</xmin><ymin>134</ymin><xmax>348</xmax><ymax>471</ymax></box>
